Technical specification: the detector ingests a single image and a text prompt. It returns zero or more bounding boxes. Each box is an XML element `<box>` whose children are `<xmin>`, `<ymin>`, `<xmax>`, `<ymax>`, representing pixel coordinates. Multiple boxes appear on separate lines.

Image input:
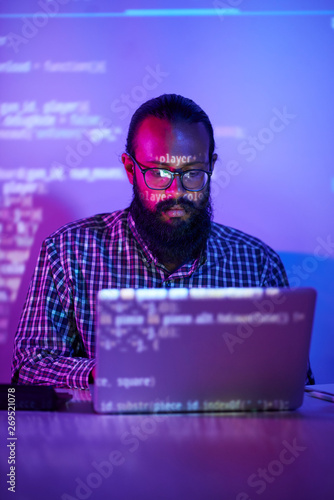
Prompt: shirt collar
<box><xmin>204</xmin><ymin>224</ymin><xmax>226</xmax><ymax>264</ymax></box>
<box><xmin>127</xmin><ymin>210</ymin><xmax>155</xmax><ymax>266</ymax></box>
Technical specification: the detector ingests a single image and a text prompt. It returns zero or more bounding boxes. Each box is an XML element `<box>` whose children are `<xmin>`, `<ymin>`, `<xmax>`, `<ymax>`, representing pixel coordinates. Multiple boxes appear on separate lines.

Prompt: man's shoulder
<box><xmin>47</xmin><ymin>208</ymin><xmax>129</xmax><ymax>241</ymax></box>
<box><xmin>210</xmin><ymin>221</ymin><xmax>269</xmax><ymax>249</ymax></box>
<box><xmin>207</xmin><ymin>222</ymin><xmax>288</xmax><ymax>286</ymax></box>
<box><xmin>209</xmin><ymin>221</ymin><xmax>281</xmax><ymax>261</ymax></box>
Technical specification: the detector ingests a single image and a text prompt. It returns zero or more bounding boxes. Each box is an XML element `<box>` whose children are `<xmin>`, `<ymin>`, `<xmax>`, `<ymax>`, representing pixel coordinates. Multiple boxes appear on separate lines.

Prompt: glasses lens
<box><xmin>143</xmin><ymin>167</ymin><xmax>210</xmax><ymax>191</ymax></box>
<box><xmin>145</xmin><ymin>169</ymin><xmax>172</xmax><ymax>189</ymax></box>
<box><xmin>182</xmin><ymin>170</ymin><xmax>209</xmax><ymax>190</ymax></box>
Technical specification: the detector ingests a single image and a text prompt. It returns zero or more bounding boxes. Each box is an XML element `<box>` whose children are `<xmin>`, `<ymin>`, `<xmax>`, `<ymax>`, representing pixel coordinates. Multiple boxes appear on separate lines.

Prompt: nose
<box><xmin>166</xmin><ymin>172</ymin><xmax>185</xmax><ymax>195</ymax></box>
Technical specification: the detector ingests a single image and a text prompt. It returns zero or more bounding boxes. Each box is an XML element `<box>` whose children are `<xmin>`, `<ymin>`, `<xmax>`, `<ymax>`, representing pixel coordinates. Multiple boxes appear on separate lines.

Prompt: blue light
<box><xmin>124</xmin><ymin>9</ymin><xmax>334</xmax><ymax>17</ymax></box>
<box><xmin>1</xmin><ymin>10</ymin><xmax>334</xmax><ymax>19</ymax></box>
<box><xmin>124</xmin><ymin>8</ymin><xmax>240</xmax><ymax>17</ymax></box>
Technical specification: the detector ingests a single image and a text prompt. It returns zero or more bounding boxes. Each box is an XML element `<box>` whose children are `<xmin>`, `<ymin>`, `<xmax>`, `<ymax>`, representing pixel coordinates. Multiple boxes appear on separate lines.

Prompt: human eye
<box><xmin>185</xmin><ymin>169</ymin><xmax>203</xmax><ymax>178</ymax></box>
<box><xmin>152</xmin><ymin>168</ymin><xmax>171</xmax><ymax>178</ymax></box>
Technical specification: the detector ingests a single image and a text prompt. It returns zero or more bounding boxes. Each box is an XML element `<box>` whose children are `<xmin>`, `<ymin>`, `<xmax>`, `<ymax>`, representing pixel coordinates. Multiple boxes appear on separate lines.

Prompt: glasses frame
<box><xmin>128</xmin><ymin>154</ymin><xmax>213</xmax><ymax>192</ymax></box>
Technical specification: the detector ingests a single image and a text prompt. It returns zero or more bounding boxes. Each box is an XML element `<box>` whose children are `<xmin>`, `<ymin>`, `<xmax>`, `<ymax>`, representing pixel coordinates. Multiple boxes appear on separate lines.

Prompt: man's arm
<box><xmin>260</xmin><ymin>248</ymin><xmax>289</xmax><ymax>287</ymax></box>
<box><xmin>259</xmin><ymin>247</ymin><xmax>316</xmax><ymax>384</ymax></box>
<box><xmin>12</xmin><ymin>239</ymin><xmax>95</xmax><ymax>389</ymax></box>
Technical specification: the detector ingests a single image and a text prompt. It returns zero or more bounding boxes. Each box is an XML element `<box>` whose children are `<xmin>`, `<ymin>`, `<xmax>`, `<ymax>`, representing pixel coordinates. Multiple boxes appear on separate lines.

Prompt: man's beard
<box><xmin>129</xmin><ymin>179</ymin><xmax>213</xmax><ymax>266</ymax></box>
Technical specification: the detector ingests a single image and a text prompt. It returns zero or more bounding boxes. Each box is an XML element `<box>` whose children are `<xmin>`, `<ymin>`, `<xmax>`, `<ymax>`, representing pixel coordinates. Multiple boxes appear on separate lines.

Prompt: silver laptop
<box><xmin>93</xmin><ymin>287</ymin><xmax>316</xmax><ymax>413</ymax></box>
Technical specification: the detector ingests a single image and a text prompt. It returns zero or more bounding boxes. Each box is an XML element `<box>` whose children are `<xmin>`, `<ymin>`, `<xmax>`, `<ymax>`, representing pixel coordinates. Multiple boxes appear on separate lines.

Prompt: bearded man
<box><xmin>12</xmin><ymin>94</ymin><xmax>294</xmax><ymax>389</ymax></box>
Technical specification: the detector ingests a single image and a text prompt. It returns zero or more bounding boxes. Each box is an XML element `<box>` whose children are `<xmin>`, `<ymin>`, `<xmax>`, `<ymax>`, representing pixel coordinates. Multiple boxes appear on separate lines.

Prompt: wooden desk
<box><xmin>1</xmin><ymin>392</ymin><xmax>333</xmax><ymax>500</ymax></box>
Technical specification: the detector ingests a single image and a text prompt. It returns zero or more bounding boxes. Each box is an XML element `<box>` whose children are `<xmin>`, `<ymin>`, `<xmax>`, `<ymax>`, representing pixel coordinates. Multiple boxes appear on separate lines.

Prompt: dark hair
<box><xmin>125</xmin><ymin>94</ymin><xmax>215</xmax><ymax>162</ymax></box>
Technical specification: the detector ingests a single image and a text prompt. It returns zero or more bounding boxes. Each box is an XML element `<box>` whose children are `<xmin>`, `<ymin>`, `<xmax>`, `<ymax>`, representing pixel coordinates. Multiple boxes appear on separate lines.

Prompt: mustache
<box><xmin>155</xmin><ymin>197</ymin><xmax>199</xmax><ymax>214</ymax></box>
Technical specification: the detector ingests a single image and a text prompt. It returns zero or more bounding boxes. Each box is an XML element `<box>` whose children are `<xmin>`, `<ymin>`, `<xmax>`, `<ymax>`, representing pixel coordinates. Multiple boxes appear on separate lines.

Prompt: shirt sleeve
<box><xmin>11</xmin><ymin>239</ymin><xmax>95</xmax><ymax>389</ymax></box>
<box><xmin>258</xmin><ymin>247</ymin><xmax>316</xmax><ymax>384</ymax></box>
<box><xmin>260</xmin><ymin>248</ymin><xmax>290</xmax><ymax>287</ymax></box>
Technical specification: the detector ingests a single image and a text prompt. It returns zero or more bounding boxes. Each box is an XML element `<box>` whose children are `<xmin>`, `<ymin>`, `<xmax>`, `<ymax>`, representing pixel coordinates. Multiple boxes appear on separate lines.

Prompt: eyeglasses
<box><xmin>129</xmin><ymin>154</ymin><xmax>212</xmax><ymax>192</ymax></box>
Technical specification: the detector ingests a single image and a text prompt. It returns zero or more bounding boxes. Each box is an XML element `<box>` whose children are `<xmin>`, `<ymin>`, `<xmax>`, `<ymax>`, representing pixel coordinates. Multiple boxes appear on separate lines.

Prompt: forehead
<box><xmin>134</xmin><ymin>116</ymin><xmax>210</xmax><ymax>161</ymax></box>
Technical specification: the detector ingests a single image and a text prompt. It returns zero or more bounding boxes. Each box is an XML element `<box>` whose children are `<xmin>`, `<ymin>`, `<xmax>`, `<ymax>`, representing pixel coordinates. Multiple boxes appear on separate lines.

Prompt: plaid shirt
<box><xmin>12</xmin><ymin>208</ymin><xmax>290</xmax><ymax>389</ymax></box>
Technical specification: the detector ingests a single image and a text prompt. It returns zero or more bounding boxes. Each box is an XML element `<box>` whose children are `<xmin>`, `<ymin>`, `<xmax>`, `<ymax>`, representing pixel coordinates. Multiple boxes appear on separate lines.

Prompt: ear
<box><xmin>211</xmin><ymin>153</ymin><xmax>218</xmax><ymax>172</ymax></box>
<box><xmin>122</xmin><ymin>153</ymin><xmax>134</xmax><ymax>185</ymax></box>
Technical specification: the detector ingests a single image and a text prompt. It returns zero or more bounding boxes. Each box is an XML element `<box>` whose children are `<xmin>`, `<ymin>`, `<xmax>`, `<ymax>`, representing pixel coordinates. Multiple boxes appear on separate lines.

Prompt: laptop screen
<box><xmin>94</xmin><ymin>287</ymin><xmax>316</xmax><ymax>413</ymax></box>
